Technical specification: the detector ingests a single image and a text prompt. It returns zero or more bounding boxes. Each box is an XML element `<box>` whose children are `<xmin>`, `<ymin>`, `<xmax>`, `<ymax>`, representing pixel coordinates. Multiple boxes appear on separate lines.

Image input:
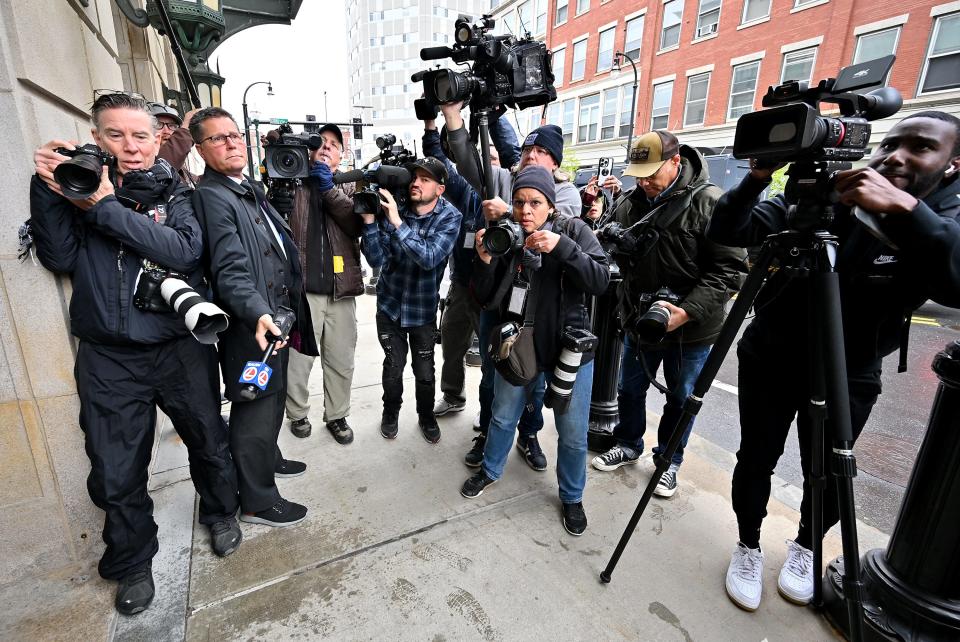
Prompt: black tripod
<box><xmin>599</xmin><ymin>168</ymin><xmax>866</xmax><ymax>642</ymax></box>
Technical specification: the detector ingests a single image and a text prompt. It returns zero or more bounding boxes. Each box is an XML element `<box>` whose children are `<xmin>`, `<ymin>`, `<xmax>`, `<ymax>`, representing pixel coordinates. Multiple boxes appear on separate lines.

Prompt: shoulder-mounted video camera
<box><xmin>263</xmin><ymin>123</ymin><xmax>322</xmax><ymax>181</ymax></box>
<box><xmin>413</xmin><ymin>14</ymin><xmax>556</xmax><ymax>112</ymax></box>
<box><xmin>53</xmin><ymin>144</ymin><xmax>116</xmax><ymax>200</ymax></box>
<box><xmin>334</xmin><ymin>164</ymin><xmax>413</xmax><ymax>216</ymax></box>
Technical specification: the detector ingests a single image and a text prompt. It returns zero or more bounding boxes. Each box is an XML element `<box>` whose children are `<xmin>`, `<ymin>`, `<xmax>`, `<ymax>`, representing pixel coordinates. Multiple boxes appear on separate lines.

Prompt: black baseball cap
<box><xmin>148</xmin><ymin>102</ymin><xmax>182</xmax><ymax>125</ymax></box>
<box><xmin>319</xmin><ymin>123</ymin><xmax>343</xmax><ymax>147</ymax></box>
<box><xmin>409</xmin><ymin>157</ymin><xmax>448</xmax><ymax>184</ymax></box>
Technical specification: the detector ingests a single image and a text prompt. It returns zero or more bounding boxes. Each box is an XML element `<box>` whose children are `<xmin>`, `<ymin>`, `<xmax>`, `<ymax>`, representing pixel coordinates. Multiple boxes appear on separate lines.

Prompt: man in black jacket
<box><xmin>29</xmin><ymin>93</ymin><xmax>240</xmax><ymax>615</ymax></box>
<box><xmin>191</xmin><ymin>107</ymin><xmax>319</xmax><ymax>529</ymax></box>
<box><xmin>709</xmin><ymin>111</ymin><xmax>960</xmax><ymax>612</ymax></box>
<box><xmin>590</xmin><ymin>131</ymin><xmax>747</xmax><ymax>498</ymax></box>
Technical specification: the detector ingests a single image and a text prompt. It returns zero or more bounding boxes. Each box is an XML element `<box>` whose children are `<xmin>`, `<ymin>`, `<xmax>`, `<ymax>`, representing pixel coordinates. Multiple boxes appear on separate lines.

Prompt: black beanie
<box><xmin>512</xmin><ymin>165</ymin><xmax>556</xmax><ymax>205</ymax></box>
<box><xmin>521</xmin><ymin>124</ymin><xmax>564</xmax><ymax>165</ymax></box>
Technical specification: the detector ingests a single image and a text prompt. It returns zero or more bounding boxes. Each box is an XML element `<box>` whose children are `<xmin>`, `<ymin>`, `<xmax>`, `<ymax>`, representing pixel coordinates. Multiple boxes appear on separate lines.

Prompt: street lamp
<box><xmin>614</xmin><ymin>52</ymin><xmax>639</xmax><ymax>163</ymax></box>
<box><xmin>242</xmin><ymin>80</ymin><xmax>273</xmax><ymax>179</ymax></box>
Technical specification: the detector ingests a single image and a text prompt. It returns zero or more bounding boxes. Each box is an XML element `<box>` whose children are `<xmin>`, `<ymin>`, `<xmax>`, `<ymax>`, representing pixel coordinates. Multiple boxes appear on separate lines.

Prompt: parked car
<box><xmin>573</xmin><ymin>154</ymin><xmax>752</xmax><ymax>194</ymax></box>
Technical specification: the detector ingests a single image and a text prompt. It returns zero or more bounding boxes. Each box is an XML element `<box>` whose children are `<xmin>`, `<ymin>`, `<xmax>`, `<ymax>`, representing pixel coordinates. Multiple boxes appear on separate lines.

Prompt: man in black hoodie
<box><xmin>30</xmin><ymin>93</ymin><xmax>240</xmax><ymax>616</ymax></box>
<box><xmin>710</xmin><ymin>111</ymin><xmax>960</xmax><ymax>612</ymax></box>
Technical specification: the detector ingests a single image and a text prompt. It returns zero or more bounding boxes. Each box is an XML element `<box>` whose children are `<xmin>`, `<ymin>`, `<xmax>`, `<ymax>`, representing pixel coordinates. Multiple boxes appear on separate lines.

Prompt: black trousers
<box><xmin>732</xmin><ymin>349</ymin><xmax>879</xmax><ymax>549</ymax></box>
<box><xmin>228</xmin><ymin>349</ymin><xmax>289</xmax><ymax>513</ymax></box>
<box><xmin>75</xmin><ymin>337</ymin><xmax>238</xmax><ymax>580</ymax></box>
<box><xmin>375</xmin><ymin>312</ymin><xmax>436</xmax><ymax>417</ymax></box>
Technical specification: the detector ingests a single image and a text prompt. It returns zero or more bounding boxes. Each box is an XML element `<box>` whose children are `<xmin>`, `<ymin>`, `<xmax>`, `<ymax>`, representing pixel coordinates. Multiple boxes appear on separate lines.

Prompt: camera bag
<box><xmin>489</xmin><ymin>271</ymin><xmax>540</xmax><ymax>386</ymax></box>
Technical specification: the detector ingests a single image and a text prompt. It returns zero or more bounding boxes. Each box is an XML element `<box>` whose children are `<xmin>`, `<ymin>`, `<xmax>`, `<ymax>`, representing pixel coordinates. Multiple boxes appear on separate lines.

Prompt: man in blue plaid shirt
<box><xmin>360</xmin><ymin>157</ymin><xmax>462</xmax><ymax>444</ymax></box>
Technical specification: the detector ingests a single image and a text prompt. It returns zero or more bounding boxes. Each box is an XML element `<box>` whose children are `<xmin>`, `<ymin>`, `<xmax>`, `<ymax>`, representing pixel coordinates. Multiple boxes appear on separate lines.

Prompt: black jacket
<box><xmin>193</xmin><ymin>170</ymin><xmax>318</xmax><ymax>401</ymax></box>
<box><xmin>612</xmin><ymin>145</ymin><xmax>748</xmax><ymax>346</ymax></box>
<box><xmin>29</xmin><ymin>174</ymin><xmax>204</xmax><ymax>345</ymax></box>
<box><xmin>707</xmin><ymin>173</ymin><xmax>960</xmax><ymax>387</ymax></box>
<box><xmin>473</xmin><ymin>216</ymin><xmax>610</xmax><ymax>371</ymax></box>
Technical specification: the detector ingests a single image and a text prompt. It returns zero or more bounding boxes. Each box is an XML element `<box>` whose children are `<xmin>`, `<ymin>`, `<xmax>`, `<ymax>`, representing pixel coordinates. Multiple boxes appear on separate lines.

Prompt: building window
<box><xmin>601</xmin><ymin>87</ymin><xmax>620</xmax><ymax>139</ymax></box>
<box><xmin>794</xmin><ymin>0</ymin><xmax>821</xmax><ymax>6</ymax></box>
<box><xmin>728</xmin><ymin>60</ymin><xmax>760</xmax><ymax>120</ymax></box>
<box><xmin>919</xmin><ymin>13</ymin><xmax>960</xmax><ymax>93</ymax></box>
<box><xmin>572</xmin><ymin>39</ymin><xmax>587</xmax><ymax>81</ymax></box>
<box><xmin>518</xmin><ymin>1</ymin><xmax>533</xmax><ymax>33</ymax></box>
<box><xmin>578</xmin><ymin>94</ymin><xmax>601</xmax><ymax>142</ymax></box>
<box><xmin>696</xmin><ymin>0</ymin><xmax>721</xmax><ymax>38</ymax></box>
<box><xmin>577</xmin><ymin>0</ymin><xmax>590</xmax><ymax>15</ymax></box>
<box><xmin>624</xmin><ymin>15</ymin><xmax>644</xmax><ymax>60</ymax></box>
<box><xmin>561</xmin><ymin>99</ymin><xmax>576</xmax><ymax>144</ymax></box>
<box><xmin>651</xmin><ymin>80</ymin><xmax>673</xmax><ymax>129</ymax></box>
<box><xmin>552</xmin><ymin>46</ymin><xmax>566</xmax><ymax>87</ymax></box>
<box><xmin>741</xmin><ymin>0</ymin><xmax>770</xmax><ymax>24</ymax></box>
<box><xmin>556</xmin><ymin>0</ymin><xmax>569</xmax><ymax>24</ymax></box>
<box><xmin>661</xmin><ymin>0</ymin><xmax>683</xmax><ymax>50</ymax></box>
<box><xmin>433</xmin><ymin>7</ymin><xmax>449</xmax><ymax>18</ymax></box>
<box><xmin>853</xmin><ymin>27</ymin><xmax>900</xmax><ymax>64</ymax></box>
<box><xmin>535</xmin><ymin>0</ymin><xmax>547</xmax><ymax>34</ymax></box>
<box><xmin>620</xmin><ymin>84</ymin><xmax>634</xmax><ymax>137</ymax></box>
<box><xmin>781</xmin><ymin>46</ymin><xmax>817</xmax><ymax>83</ymax></box>
<box><xmin>597</xmin><ymin>27</ymin><xmax>615</xmax><ymax>72</ymax></box>
<box><xmin>547</xmin><ymin>102</ymin><xmax>562</xmax><ymax>127</ymax></box>
<box><xmin>684</xmin><ymin>72</ymin><xmax>710</xmax><ymax>126</ymax></box>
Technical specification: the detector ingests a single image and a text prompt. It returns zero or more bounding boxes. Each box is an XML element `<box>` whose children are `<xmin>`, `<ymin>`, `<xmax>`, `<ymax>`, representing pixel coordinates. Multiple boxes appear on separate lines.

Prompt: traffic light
<box><xmin>304</xmin><ymin>114</ymin><xmax>319</xmax><ymax>133</ymax></box>
<box><xmin>352</xmin><ymin>116</ymin><xmax>362</xmax><ymax>140</ymax></box>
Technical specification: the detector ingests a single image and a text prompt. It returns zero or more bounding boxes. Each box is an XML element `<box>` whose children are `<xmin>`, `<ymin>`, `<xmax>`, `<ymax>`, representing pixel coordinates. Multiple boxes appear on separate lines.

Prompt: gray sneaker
<box><xmin>654</xmin><ymin>463</ymin><xmax>680</xmax><ymax>498</ymax></box>
<box><xmin>591</xmin><ymin>445</ymin><xmax>640</xmax><ymax>471</ymax></box>
<box><xmin>433</xmin><ymin>398</ymin><xmax>466</xmax><ymax>416</ymax></box>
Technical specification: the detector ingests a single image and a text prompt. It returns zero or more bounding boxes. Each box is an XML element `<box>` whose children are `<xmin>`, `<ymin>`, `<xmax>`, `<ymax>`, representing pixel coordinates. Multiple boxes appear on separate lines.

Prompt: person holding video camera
<box><xmin>590</xmin><ymin>131</ymin><xmax>747</xmax><ymax>498</ymax></box>
<box><xmin>259</xmin><ymin>124</ymin><xmax>365</xmax><ymax>445</ymax></box>
<box><xmin>708</xmin><ymin>111</ymin><xmax>960</xmax><ymax>612</ymax></box>
<box><xmin>359</xmin><ymin>157</ymin><xmax>462</xmax><ymax>443</ymax></box>
<box><xmin>459</xmin><ymin>165</ymin><xmax>609</xmax><ymax>535</ymax></box>
<box><xmin>29</xmin><ymin>93</ymin><xmax>241</xmax><ymax>615</ymax></box>
<box><xmin>191</xmin><ymin>107</ymin><xmax>318</xmax><ymax>530</ymax></box>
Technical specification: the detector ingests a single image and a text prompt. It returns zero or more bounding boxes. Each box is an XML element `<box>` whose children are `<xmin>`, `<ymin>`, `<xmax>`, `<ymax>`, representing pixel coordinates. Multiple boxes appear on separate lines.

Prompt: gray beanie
<box><xmin>512</xmin><ymin>165</ymin><xmax>556</xmax><ymax>206</ymax></box>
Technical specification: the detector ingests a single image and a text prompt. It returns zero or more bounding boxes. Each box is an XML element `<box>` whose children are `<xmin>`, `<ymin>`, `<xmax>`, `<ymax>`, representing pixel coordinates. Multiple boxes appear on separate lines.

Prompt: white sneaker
<box><xmin>473</xmin><ymin>411</ymin><xmax>481</xmax><ymax>430</ymax></box>
<box><xmin>726</xmin><ymin>542</ymin><xmax>764</xmax><ymax>611</ymax></box>
<box><xmin>778</xmin><ymin>540</ymin><xmax>814</xmax><ymax>605</ymax></box>
<box><xmin>433</xmin><ymin>398</ymin><xmax>466</xmax><ymax>416</ymax></box>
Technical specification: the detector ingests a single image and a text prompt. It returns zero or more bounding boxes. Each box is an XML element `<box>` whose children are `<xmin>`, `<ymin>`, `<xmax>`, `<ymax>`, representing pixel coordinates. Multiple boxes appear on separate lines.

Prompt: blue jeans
<box><xmin>482</xmin><ymin>360</ymin><xmax>594</xmax><ymax>503</ymax></box>
<box><xmin>478</xmin><ymin>309</ymin><xmax>543</xmax><ymax>436</ymax></box>
<box><xmin>612</xmin><ymin>335</ymin><xmax>711</xmax><ymax>465</ymax></box>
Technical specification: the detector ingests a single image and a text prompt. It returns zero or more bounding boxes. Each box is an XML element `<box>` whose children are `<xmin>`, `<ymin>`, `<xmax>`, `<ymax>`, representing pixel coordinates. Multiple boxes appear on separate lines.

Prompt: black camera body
<box><xmin>628</xmin><ymin>287</ymin><xmax>683</xmax><ymax>345</ymax></box>
<box><xmin>53</xmin><ymin>144</ymin><xmax>116</xmax><ymax>199</ymax></box>
<box><xmin>334</xmin><ymin>164</ymin><xmax>413</xmax><ymax>216</ymax></box>
<box><xmin>414</xmin><ymin>15</ymin><xmax>556</xmax><ymax>112</ymax></box>
<box><xmin>483</xmin><ymin>216</ymin><xmax>524</xmax><ymax>257</ymax></box>
<box><xmin>562</xmin><ymin>327</ymin><xmax>598</xmax><ymax>353</ymax></box>
<box><xmin>264</xmin><ymin>132</ymin><xmax>320</xmax><ymax>181</ymax></box>
<box><xmin>544</xmin><ymin>326</ymin><xmax>598</xmax><ymax>414</ymax></box>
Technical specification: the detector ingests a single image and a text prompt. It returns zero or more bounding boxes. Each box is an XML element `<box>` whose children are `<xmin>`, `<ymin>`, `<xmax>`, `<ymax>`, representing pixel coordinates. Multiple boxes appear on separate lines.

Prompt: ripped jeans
<box><xmin>376</xmin><ymin>312</ymin><xmax>437</xmax><ymax>417</ymax></box>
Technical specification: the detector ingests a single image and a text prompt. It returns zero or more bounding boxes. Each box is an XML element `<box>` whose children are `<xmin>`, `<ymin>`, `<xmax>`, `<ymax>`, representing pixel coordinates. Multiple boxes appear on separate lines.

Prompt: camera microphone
<box><xmin>420</xmin><ymin>46</ymin><xmax>453</xmax><ymax>60</ymax></box>
<box><xmin>334</xmin><ymin>169</ymin><xmax>365</xmax><ymax>184</ymax></box>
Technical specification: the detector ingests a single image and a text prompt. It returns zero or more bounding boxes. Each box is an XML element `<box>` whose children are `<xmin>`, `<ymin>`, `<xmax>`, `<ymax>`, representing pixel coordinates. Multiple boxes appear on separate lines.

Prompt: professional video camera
<box><xmin>373</xmin><ymin>133</ymin><xmax>417</xmax><ymax>167</ymax></box>
<box><xmin>53</xmin><ymin>144</ymin><xmax>116</xmax><ymax>199</ymax></box>
<box><xmin>263</xmin><ymin>123</ymin><xmax>321</xmax><ymax>181</ymax></box>
<box><xmin>414</xmin><ymin>14</ymin><xmax>556</xmax><ymax>112</ymax></box>
<box><xmin>733</xmin><ymin>55</ymin><xmax>902</xmax><ymax>230</ymax></box>
<box><xmin>334</xmin><ymin>165</ymin><xmax>413</xmax><ymax>216</ymax></box>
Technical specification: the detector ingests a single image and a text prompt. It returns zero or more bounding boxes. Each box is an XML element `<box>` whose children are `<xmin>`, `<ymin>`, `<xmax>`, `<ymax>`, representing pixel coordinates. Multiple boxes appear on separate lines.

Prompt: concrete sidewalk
<box><xmin>3</xmin><ymin>295</ymin><xmax>888</xmax><ymax>641</ymax></box>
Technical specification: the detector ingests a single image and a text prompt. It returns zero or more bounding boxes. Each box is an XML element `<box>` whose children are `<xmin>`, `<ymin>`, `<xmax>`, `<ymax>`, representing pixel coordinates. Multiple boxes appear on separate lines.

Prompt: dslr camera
<box><xmin>54</xmin><ymin>144</ymin><xmax>116</xmax><ymax>199</ymax></box>
<box><xmin>414</xmin><ymin>15</ymin><xmax>556</xmax><ymax>112</ymax></box>
<box><xmin>626</xmin><ymin>287</ymin><xmax>683</xmax><ymax>345</ymax></box>
<box><xmin>483</xmin><ymin>217</ymin><xmax>524</xmax><ymax>257</ymax></box>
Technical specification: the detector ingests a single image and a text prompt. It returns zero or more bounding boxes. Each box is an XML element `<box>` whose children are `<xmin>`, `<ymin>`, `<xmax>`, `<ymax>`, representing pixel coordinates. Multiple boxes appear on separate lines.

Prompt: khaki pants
<box><xmin>285</xmin><ymin>293</ymin><xmax>357</xmax><ymax>423</ymax></box>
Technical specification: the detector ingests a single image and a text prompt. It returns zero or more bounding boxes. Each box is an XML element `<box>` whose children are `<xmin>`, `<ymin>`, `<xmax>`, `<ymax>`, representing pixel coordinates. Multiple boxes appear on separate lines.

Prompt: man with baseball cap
<box><xmin>359</xmin><ymin>155</ymin><xmax>462</xmax><ymax>444</ymax></box>
<box><xmin>591</xmin><ymin>130</ymin><xmax>747</xmax><ymax>499</ymax></box>
<box><xmin>267</xmin><ymin>122</ymin><xmax>366</xmax><ymax>445</ymax></box>
<box><xmin>152</xmin><ymin>102</ymin><xmax>201</xmax><ymax>186</ymax></box>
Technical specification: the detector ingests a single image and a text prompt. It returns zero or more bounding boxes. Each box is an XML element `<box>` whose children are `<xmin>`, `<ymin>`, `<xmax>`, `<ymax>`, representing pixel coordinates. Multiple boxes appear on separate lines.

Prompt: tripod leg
<box><xmin>808</xmin><ymin>282</ymin><xmax>827</xmax><ymax>607</ymax></box>
<box><xmin>813</xmin><ymin>262</ymin><xmax>864</xmax><ymax>642</ymax></box>
<box><xmin>600</xmin><ymin>239</ymin><xmax>777</xmax><ymax>583</ymax></box>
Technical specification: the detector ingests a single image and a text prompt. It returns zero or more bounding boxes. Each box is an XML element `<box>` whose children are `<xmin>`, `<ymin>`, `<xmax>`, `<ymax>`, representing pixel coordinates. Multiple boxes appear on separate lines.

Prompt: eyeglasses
<box><xmin>158</xmin><ymin>122</ymin><xmax>180</xmax><ymax>131</ymax></box>
<box><xmin>199</xmin><ymin>132</ymin><xmax>245</xmax><ymax>147</ymax></box>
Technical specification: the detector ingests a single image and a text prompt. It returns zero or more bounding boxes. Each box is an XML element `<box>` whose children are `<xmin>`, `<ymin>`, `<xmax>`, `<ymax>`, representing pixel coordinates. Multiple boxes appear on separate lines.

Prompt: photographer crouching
<box><xmin>710</xmin><ymin>111</ymin><xmax>960</xmax><ymax>612</ymax></box>
<box><xmin>460</xmin><ymin>166</ymin><xmax>609</xmax><ymax>536</ymax></box>
<box><xmin>29</xmin><ymin>93</ymin><xmax>240</xmax><ymax>615</ymax></box>
<box><xmin>591</xmin><ymin>131</ymin><xmax>747</xmax><ymax>498</ymax></box>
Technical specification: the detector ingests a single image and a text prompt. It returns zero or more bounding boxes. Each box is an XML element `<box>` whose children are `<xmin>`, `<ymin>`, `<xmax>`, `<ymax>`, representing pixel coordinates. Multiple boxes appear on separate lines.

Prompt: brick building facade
<box><xmin>492</xmin><ymin>0</ymin><xmax>960</xmax><ymax>165</ymax></box>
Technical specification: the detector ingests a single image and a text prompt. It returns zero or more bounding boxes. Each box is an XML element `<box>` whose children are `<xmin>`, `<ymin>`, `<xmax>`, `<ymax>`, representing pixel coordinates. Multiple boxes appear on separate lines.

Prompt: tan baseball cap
<box><xmin>623</xmin><ymin>131</ymin><xmax>680</xmax><ymax>178</ymax></box>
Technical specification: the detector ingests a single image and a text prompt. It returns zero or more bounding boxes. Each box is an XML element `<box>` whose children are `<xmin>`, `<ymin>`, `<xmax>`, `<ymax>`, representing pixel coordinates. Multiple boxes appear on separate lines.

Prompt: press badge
<box><xmin>463</xmin><ymin>231</ymin><xmax>476</xmax><ymax>249</ymax></box>
<box><xmin>333</xmin><ymin>255</ymin><xmax>344</xmax><ymax>273</ymax></box>
<box><xmin>508</xmin><ymin>283</ymin><xmax>528</xmax><ymax>315</ymax></box>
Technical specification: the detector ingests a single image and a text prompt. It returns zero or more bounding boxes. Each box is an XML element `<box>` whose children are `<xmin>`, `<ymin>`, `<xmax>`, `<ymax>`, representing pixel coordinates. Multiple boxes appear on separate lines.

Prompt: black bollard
<box><xmin>587</xmin><ymin>265</ymin><xmax>623</xmax><ymax>453</ymax></box>
<box><xmin>822</xmin><ymin>340</ymin><xmax>960</xmax><ymax>640</ymax></box>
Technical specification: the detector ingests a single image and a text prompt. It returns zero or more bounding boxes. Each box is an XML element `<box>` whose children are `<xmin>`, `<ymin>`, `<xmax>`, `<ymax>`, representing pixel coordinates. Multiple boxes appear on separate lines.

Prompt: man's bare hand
<box><xmin>255</xmin><ymin>314</ymin><xmax>288</xmax><ymax>353</ymax></box>
<box><xmin>379</xmin><ymin>188</ymin><xmax>402</xmax><ymax>227</ymax></box>
<box><xmin>475</xmin><ymin>228</ymin><xmax>492</xmax><ymax>264</ymax></box>
<box><xmin>482</xmin><ymin>196</ymin><xmax>510</xmax><ymax>222</ymax></box>
<box><xmin>34</xmin><ymin>139</ymin><xmax>77</xmax><ymax>195</ymax></box>
<box><xmin>657</xmin><ymin>302</ymin><xmax>690</xmax><ymax>332</ymax></box>
<box><xmin>834</xmin><ymin>167</ymin><xmax>918</xmax><ymax>215</ymax></box>
<box><xmin>748</xmin><ymin>159</ymin><xmax>786</xmax><ymax>181</ymax></box>
<box><xmin>439</xmin><ymin>101</ymin><xmax>465</xmax><ymax>131</ymax></box>
<box><xmin>67</xmin><ymin>166</ymin><xmax>114</xmax><ymax>211</ymax></box>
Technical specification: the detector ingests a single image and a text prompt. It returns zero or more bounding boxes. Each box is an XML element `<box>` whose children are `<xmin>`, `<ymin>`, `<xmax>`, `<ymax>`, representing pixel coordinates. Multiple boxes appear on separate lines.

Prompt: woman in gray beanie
<box><xmin>460</xmin><ymin>165</ymin><xmax>610</xmax><ymax>536</ymax></box>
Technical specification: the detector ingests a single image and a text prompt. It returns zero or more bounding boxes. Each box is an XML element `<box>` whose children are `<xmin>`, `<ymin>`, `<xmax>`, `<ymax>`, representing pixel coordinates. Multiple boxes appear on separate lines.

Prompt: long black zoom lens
<box><xmin>544</xmin><ymin>347</ymin><xmax>583</xmax><ymax>414</ymax></box>
<box><xmin>54</xmin><ymin>155</ymin><xmax>104</xmax><ymax>199</ymax></box>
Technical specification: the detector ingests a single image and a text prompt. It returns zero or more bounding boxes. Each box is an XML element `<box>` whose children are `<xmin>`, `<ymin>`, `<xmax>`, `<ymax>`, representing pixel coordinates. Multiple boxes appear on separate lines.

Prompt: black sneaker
<box><xmin>115</xmin><ymin>566</ymin><xmax>155</xmax><ymax>615</ymax></box>
<box><xmin>381</xmin><ymin>410</ymin><xmax>399</xmax><ymax>439</ymax></box>
<box><xmin>290</xmin><ymin>417</ymin><xmax>311</xmax><ymax>438</ymax></box>
<box><xmin>240</xmin><ymin>498</ymin><xmax>307</xmax><ymax>527</ymax></box>
<box><xmin>591</xmin><ymin>445</ymin><xmax>640</xmax><ymax>472</ymax></box>
<box><xmin>562</xmin><ymin>501</ymin><xmax>588</xmax><ymax>536</ymax></box>
<box><xmin>326</xmin><ymin>418</ymin><xmax>354</xmax><ymax>445</ymax></box>
<box><xmin>209</xmin><ymin>518</ymin><xmax>242</xmax><ymax>557</ymax></box>
<box><xmin>275</xmin><ymin>458</ymin><xmax>307</xmax><ymax>478</ymax></box>
<box><xmin>460</xmin><ymin>471</ymin><xmax>497</xmax><ymax>498</ymax></box>
<box><xmin>516</xmin><ymin>434</ymin><xmax>548</xmax><ymax>471</ymax></box>
<box><xmin>464</xmin><ymin>433</ymin><xmax>486</xmax><ymax>468</ymax></box>
<box><xmin>419</xmin><ymin>415</ymin><xmax>441</xmax><ymax>444</ymax></box>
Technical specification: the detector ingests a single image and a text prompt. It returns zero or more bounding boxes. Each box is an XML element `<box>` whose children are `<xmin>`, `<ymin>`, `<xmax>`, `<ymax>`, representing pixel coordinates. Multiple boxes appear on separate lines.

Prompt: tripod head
<box><xmin>782</xmin><ymin>161</ymin><xmax>851</xmax><ymax>233</ymax></box>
